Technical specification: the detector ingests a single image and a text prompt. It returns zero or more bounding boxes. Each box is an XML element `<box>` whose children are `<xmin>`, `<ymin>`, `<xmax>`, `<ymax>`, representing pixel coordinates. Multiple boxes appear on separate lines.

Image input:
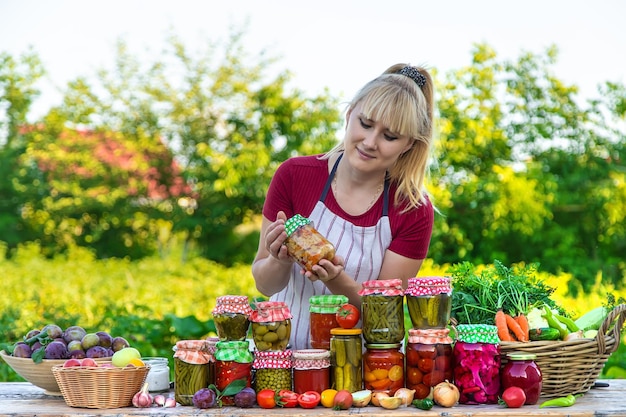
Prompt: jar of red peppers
<box><xmin>501</xmin><ymin>351</ymin><xmax>542</xmax><ymax>405</ymax></box>
<box><xmin>405</xmin><ymin>328</ymin><xmax>453</xmax><ymax>399</ymax></box>
<box><xmin>214</xmin><ymin>340</ymin><xmax>253</xmax><ymax>405</ymax></box>
<box><xmin>250</xmin><ymin>301</ymin><xmax>292</xmax><ymax>351</ymax></box>
<box><xmin>363</xmin><ymin>343</ymin><xmax>404</xmax><ymax>395</ymax></box>
<box><xmin>453</xmin><ymin>324</ymin><xmax>501</xmax><ymax>404</ymax></box>
<box><xmin>212</xmin><ymin>295</ymin><xmax>252</xmax><ymax>341</ymax></box>
<box><xmin>405</xmin><ymin>277</ymin><xmax>452</xmax><ymax>329</ymax></box>
<box><xmin>358</xmin><ymin>279</ymin><xmax>405</xmax><ymax>344</ymax></box>
<box><xmin>284</xmin><ymin>214</ymin><xmax>336</xmax><ymax>272</ymax></box>
<box><xmin>293</xmin><ymin>349</ymin><xmax>331</xmax><ymax>394</ymax></box>
<box><xmin>173</xmin><ymin>340</ymin><xmax>213</xmax><ymax>406</ymax></box>
<box><xmin>309</xmin><ymin>294</ymin><xmax>348</xmax><ymax>350</ymax></box>
<box><xmin>253</xmin><ymin>349</ymin><xmax>293</xmax><ymax>393</ymax></box>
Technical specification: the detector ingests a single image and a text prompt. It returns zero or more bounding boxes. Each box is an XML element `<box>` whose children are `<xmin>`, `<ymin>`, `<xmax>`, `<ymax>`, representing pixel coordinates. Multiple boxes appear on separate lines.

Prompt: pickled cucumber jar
<box><xmin>212</xmin><ymin>295</ymin><xmax>253</xmax><ymax>341</ymax></box>
<box><xmin>330</xmin><ymin>328</ymin><xmax>363</xmax><ymax>393</ymax></box>
<box><xmin>406</xmin><ymin>328</ymin><xmax>453</xmax><ymax>399</ymax></box>
<box><xmin>250</xmin><ymin>301</ymin><xmax>292</xmax><ymax>351</ymax></box>
<box><xmin>309</xmin><ymin>295</ymin><xmax>348</xmax><ymax>350</ymax></box>
<box><xmin>363</xmin><ymin>343</ymin><xmax>404</xmax><ymax>395</ymax></box>
<box><xmin>284</xmin><ymin>214</ymin><xmax>336</xmax><ymax>272</ymax></box>
<box><xmin>173</xmin><ymin>340</ymin><xmax>213</xmax><ymax>406</ymax></box>
<box><xmin>501</xmin><ymin>352</ymin><xmax>542</xmax><ymax>405</ymax></box>
<box><xmin>453</xmin><ymin>324</ymin><xmax>501</xmax><ymax>404</ymax></box>
<box><xmin>253</xmin><ymin>349</ymin><xmax>293</xmax><ymax>393</ymax></box>
<box><xmin>293</xmin><ymin>349</ymin><xmax>331</xmax><ymax>394</ymax></box>
<box><xmin>214</xmin><ymin>340</ymin><xmax>253</xmax><ymax>406</ymax></box>
<box><xmin>358</xmin><ymin>279</ymin><xmax>405</xmax><ymax>344</ymax></box>
<box><xmin>405</xmin><ymin>277</ymin><xmax>452</xmax><ymax>329</ymax></box>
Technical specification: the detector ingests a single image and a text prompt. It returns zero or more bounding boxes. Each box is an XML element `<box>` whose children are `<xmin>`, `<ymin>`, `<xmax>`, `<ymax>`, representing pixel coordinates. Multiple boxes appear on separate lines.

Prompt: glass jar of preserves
<box><xmin>214</xmin><ymin>340</ymin><xmax>253</xmax><ymax>405</ymax></box>
<box><xmin>292</xmin><ymin>349</ymin><xmax>331</xmax><ymax>394</ymax></box>
<box><xmin>284</xmin><ymin>214</ymin><xmax>336</xmax><ymax>272</ymax></box>
<box><xmin>173</xmin><ymin>340</ymin><xmax>213</xmax><ymax>406</ymax></box>
<box><xmin>358</xmin><ymin>279</ymin><xmax>405</xmax><ymax>344</ymax></box>
<box><xmin>363</xmin><ymin>343</ymin><xmax>404</xmax><ymax>395</ymax></box>
<box><xmin>212</xmin><ymin>295</ymin><xmax>252</xmax><ymax>341</ymax></box>
<box><xmin>405</xmin><ymin>276</ymin><xmax>452</xmax><ymax>329</ymax></box>
<box><xmin>253</xmin><ymin>349</ymin><xmax>293</xmax><ymax>393</ymax></box>
<box><xmin>453</xmin><ymin>324</ymin><xmax>501</xmax><ymax>404</ymax></box>
<box><xmin>250</xmin><ymin>301</ymin><xmax>292</xmax><ymax>351</ymax></box>
<box><xmin>406</xmin><ymin>328</ymin><xmax>453</xmax><ymax>399</ymax></box>
<box><xmin>143</xmin><ymin>357</ymin><xmax>171</xmax><ymax>392</ymax></box>
<box><xmin>330</xmin><ymin>328</ymin><xmax>363</xmax><ymax>393</ymax></box>
<box><xmin>309</xmin><ymin>294</ymin><xmax>349</xmax><ymax>350</ymax></box>
<box><xmin>501</xmin><ymin>352</ymin><xmax>542</xmax><ymax>405</ymax></box>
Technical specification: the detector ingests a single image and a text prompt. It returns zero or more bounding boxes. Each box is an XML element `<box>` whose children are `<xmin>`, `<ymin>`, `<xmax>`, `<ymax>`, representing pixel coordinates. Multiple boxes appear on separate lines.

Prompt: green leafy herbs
<box><xmin>449</xmin><ymin>260</ymin><xmax>559</xmax><ymax>325</ymax></box>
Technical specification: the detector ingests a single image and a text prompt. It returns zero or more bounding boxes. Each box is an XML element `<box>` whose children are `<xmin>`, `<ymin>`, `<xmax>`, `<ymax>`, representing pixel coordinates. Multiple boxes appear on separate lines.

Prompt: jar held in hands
<box><xmin>283</xmin><ymin>214</ymin><xmax>335</xmax><ymax>272</ymax></box>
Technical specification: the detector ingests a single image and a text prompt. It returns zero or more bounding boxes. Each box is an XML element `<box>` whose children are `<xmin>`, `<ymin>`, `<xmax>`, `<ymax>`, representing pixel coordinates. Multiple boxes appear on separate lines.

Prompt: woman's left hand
<box><xmin>304</xmin><ymin>256</ymin><xmax>345</xmax><ymax>283</ymax></box>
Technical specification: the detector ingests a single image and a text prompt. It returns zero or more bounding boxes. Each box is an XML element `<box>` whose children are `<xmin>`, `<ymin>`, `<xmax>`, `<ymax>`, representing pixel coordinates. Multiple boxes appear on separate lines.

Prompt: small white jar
<box><xmin>143</xmin><ymin>357</ymin><xmax>171</xmax><ymax>392</ymax></box>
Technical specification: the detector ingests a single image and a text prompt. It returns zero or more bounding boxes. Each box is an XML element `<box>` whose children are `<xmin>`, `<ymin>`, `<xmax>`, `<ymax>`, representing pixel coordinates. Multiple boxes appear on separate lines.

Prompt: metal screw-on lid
<box><xmin>507</xmin><ymin>351</ymin><xmax>537</xmax><ymax>361</ymax></box>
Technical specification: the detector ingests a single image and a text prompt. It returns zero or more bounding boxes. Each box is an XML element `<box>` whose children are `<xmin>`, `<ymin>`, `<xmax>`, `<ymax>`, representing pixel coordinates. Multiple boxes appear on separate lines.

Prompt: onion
<box><xmin>433</xmin><ymin>381</ymin><xmax>460</xmax><ymax>408</ymax></box>
<box><xmin>371</xmin><ymin>391</ymin><xmax>389</xmax><ymax>407</ymax></box>
<box><xmin>393</xmin><ymin>388</ymin><xmax>415</xmax><ymax>406</ymax></box>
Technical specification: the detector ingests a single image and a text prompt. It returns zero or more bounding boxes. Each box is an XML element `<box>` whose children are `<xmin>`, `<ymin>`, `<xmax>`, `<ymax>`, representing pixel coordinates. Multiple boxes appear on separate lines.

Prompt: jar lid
<box><xmin>405</xmin><ymin>276</ymin><xmax>452</xmax><ymax>296</ymax></box>
<box><xmin>292</xmin><ymin>349</ymin><xmax>331</xmax><ymax>369</ymax></box>
<box><xmin>408</xmin><ymin>328</ymin><xmax>453</xmax><ymax>344</ymax></box>
<box><xmin>507</xmin><ymin>351</ymin><xmax>537</xmax><ymax>361</ymax></box>
<box><xmin>358</xmin><ymin>279</ymin><xmax>404</xmax><ymax>296</ymax></box>
<box><xmin>173</xmin><ymin>340</ymin><xmax>213</xmax><ymax>364</ymax></box>
<box><xmin>212</xmin><ymin>295</ymin><xmax>253</xmax><ymax>315</ymax></box>
<box><xmin>330</xmin><ymin>328</ymin><xmax>362</xmax><ymax>336</ymax></box>
<box><xmin>214</xmin><ymin>340</ymin><xmax>253</xmax><ymax>363</ymax></box>
<box><xmin>250</xmin><ymin>301</ymin><xmax>293</xmax><ymax>323</ymax></box>
<box><xmin>309</xmin><ymin>295</ymin><xmax>349</xmax><ymax>313</ymax></box>
<box><xmin>253</xmin><ymin>349</ymin><xmax>293</xmax><ymax>369</ymax></box>
<box><xmin>455</xmin><ymin>324</ymin><xmax>500</xmax><ymax>344</ymax></box>
<box><xmin>284</xmin><ymin>214</ymin><xmax>311</xmax><ymax>236</ymax></box>
<box><xmin>364</xmin><ymin>343</ymin><xmax>402</xmax><ymax>349</ymax></box>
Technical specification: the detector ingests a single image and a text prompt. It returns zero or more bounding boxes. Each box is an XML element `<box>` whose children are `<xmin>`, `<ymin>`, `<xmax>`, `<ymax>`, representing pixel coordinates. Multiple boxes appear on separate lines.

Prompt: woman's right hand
<box><xmin>264</xmin><ymin>211</ymin><xmax>293</xmax><ymax>265</ymax></box>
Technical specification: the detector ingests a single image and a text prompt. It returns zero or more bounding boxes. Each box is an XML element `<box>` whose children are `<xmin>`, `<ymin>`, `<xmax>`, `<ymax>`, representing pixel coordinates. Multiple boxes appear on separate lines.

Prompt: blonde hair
<box><xmin>324</xmin><ymin>64</ymin><xmax>435</xmax><ymax>211</ymax></box>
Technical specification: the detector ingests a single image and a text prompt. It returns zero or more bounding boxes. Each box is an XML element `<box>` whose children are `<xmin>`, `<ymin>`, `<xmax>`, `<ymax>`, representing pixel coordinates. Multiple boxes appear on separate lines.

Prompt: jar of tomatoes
<box><xmin>363</xmin><ymin>343</ymin><xmax>404</xmax><ymax>395</ymax></box>
<box><xmin>212</xmin><ymin>295</ymin><xmax>252</xmax><ymax>341</ymax></box>
<box><xmin>250</xmin><ymin>301</ymin><xmax>292</xmax><ymax>351</ymax></box>
<box><xmin>405</xmin><ymin>328</ymin><xmax>453</xmax><ymax>399</ymax></box>
<box><xmin>405</xmin><ymin>277</ymin><xmax>452</xmax><ymax>329</ymax></box>
<box><xmin>309</xmin><ymin>295</ymin><xmax>348</xmax><ymax>350</ymax></box>
<box><xmin>501</xmin><ymin>352</ymin><xmax>542</xmax><ymax>405</ymax></box>
<box><xmin>214</xmin><ymin>340</ymin><xmax>253</xmax><ymax>405</ymax></box>
<box><xmin>253</xmin><ymin>349</ymin><xmax>293</xmax><ymax>393</ymax></box>
<box><xmin>453</xmin><ymin>324</ymin><xmax>501</xmax><ymax>404</ymax></box>
<box><xmin>292</xmin><ymin>349</ymin><xmax>331</xmax><ymax>394</ymax></box>
<box><xmin>284</xmin><ymin>214</ymin><xmax>336</xmax><ymax>272</ymax></box>
<box><xmin>330</xmin><ymin>328</ymin><xmax>363</xmax><ymax>393</ymax></box>
<box><xmin>173</xmin><ymin>340</ymin><xmax>214</xmax><ymax>406</ymax></box>
<box><xmin>358</xmin><ymin>279</ymin><xmax>405</xmax><ymax>344</ymax></box>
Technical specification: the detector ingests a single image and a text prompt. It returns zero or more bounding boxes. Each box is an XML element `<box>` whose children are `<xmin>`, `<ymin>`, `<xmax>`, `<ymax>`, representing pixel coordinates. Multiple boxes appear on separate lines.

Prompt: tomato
<box><xmin>278</xmin><ymin>389</ymin><xmax>298</xmax><ymax>408</ymax></box>
<box><xmin>257</xmin><ymin>389</ymin><xmax>278</xmax><ymax>409</ymax></box>
<box><xmin>320</xmin><ymin>389</ymin><xmax>337</xmax><ymax>408</ymax></box>
<box><xmin>336</xmin><ymin>304</ymin><xmax>360</xmax><ymax>329</ymax></box>
<box><xmin>333</xmin><ymin>389</ymin><xmax>353</xmax><ymax>410</ymax></box>
<box><xmin>501</xmin><ymin>386</ymin><xmax>526</xmax><ymax>408</ymax></box>
<box><xmin>297</xmin><ymin>391</ymin><xmax>321</xmax><ymax>408</ymax></box>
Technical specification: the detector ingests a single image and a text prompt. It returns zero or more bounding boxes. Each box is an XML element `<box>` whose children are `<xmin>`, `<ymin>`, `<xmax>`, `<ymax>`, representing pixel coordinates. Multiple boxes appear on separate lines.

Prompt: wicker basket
<box><xmin>500</xmin><ymin>303</ymin><xmax>626</xmax><ymax>398</ymax></box>
<box><xmin>52</xmin><ymin>362</ymin><xmax>150</xmax><ymax>409</ymax></box>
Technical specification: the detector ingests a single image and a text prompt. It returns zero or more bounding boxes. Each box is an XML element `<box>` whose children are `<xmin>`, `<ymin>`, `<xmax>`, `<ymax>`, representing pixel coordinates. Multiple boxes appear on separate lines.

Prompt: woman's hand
<box><xmin>264</xmin><ymin>211</ymin><xmax>293</xmax><ymax>265</ymax></box>
<box><xmin>304</xmin><ymin>255</ymin><xmax>345</xmax><ymax>283</ymax></box>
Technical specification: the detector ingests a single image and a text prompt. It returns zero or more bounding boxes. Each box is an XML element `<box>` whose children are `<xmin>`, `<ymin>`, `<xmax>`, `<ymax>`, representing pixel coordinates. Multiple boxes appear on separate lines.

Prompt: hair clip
<box><xmin>399</xmin><ymin>66</ymin><xmax>426</xmax><ymax>88</ymax></box>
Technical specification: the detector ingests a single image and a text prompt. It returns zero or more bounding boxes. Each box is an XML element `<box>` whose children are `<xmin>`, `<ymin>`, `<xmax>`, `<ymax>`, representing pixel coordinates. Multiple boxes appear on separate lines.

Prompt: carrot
<box><xmin>514</xmin><ymin>314</ymin><xmax>530</xmax><ymax>342</ymax></box>
<box><xmin>495</xmin><ymin>309</ymin><xmax>513</xmax><ymax>342</ymax></box>
<box><xmin>506</xmin><ymin>313</ymin><xmax>528</xmax><ymax>342</ymax></box>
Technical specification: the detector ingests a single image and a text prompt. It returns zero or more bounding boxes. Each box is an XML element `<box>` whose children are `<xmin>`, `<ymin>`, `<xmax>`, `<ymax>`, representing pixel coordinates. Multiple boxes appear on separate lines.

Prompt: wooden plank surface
<box><xmin>0</xmin><ymin>380</ymin><xmax>624</xmax><ymax>416</ymax></box>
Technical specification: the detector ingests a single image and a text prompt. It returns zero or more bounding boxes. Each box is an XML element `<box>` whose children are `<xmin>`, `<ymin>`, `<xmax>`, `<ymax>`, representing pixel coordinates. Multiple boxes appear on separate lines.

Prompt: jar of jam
<box><xmin>405</xmin><ymin>328</ymin><xmax>453</xmax><ymax>399</ymax></box>
<box><xmin>253</xmin><ymin>349</ymin><xmax>293</xmax><ymax>392</ymax></box>
<box><xmin>214</xmin><ymin>340</ymin><xmax>253</xmax><ymax>405</ymax></box>
<box><xmin>358</xmin><ymin>279</ymin><xmax>405</xmax><ymax>344</ymax></box>
<box><xmin>309</xmin><ymin>294</ymin><xmax>349</xmax><ymax>350</ymax></box>
<box><xmin>363</xmin><ymin>343</ymin><xmax>404</xmax><ymax>395</ymax></box>
<box><xmin>501</xmin><ymin>352</ymin><xmax>542</xmax><ymax>405</ymax></box>
<box><xmin>453</xmin><ymin>324</ymin><xmax>501</xmax><ymax>404</ymax></box>
<box><xmin>405</xmin><ymin>277</ymin><xmax>452</xmax><ymax>329</ymax></box>
<box><xmin>250</xmin><ymin>301</ymin><xmax>292</xmax><ymax>351</ymax></box>
<box><xmin>173</xmin><ymin>340</ymin><xmax>213</xmax><ymax>406</ymax></box>
<box><xmin>284</xmin><ymin>214</ymin><xmax>335</xmax><ymax>272</ymax></box>
<box><xmin>330</xmin><ymin>328</ymin><xmax>363</xmax><ymax>393</ymax></box>
<box><xmin>293</xmin><ymin>349</ymin><xmax>331</xmax><ymax>394</ymax></box>
<box><xmin>212</xmin><ymin>295</ymin><xmax>253</xmax><ymax>341</ymax></box>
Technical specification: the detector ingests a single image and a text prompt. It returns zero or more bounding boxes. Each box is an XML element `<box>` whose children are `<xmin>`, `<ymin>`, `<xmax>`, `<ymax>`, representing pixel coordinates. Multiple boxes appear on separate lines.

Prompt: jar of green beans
<box><xmin>358</xmin><ymin>279</ymin><xmax>405</xmax><ymax>344</ymax></box>
<box><xmin>173</xmin><ymin>339</ymin><xmax>214</xmax><ymax>406</ymax></box>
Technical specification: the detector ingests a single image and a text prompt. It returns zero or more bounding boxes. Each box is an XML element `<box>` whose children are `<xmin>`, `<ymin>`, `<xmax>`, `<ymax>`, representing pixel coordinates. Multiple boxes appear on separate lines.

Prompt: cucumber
<box><xmin>529</xmin><ymin>327</ymin><xmax>561</xmax><ymax>341</ymax></box>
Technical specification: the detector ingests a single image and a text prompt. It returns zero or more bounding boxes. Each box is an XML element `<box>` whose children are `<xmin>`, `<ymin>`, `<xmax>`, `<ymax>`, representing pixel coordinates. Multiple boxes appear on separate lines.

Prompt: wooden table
<box><xmin>0</xmin><ymin>380</ymin><xmax>624</xmax><ymax>416</ymax></box>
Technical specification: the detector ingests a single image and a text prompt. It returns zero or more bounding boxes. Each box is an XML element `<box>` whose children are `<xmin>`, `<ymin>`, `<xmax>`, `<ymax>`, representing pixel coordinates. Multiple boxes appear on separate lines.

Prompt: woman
<box><xmin>252</xmin><ymin>64</ymin><xmax>436</xmax><ymax>350</ymax></box>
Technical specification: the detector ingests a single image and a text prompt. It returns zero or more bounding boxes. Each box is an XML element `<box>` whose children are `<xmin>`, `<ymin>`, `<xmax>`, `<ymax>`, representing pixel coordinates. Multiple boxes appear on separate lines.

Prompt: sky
<box><xmin>1</xmin><ymin>0</ymin><xmax>625</xmax><ymax>120</ymax></box>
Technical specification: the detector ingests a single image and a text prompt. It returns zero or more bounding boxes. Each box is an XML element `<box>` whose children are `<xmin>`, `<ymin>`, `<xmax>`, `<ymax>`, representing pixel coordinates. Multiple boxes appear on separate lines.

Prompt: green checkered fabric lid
<box><xmin>309</xmin><ymin>295</ymin><xmax>349</xmax><ymax>313</ymax></box>
<box><xmin>455</xmin><ymin>324</ymin><xmax>500</xmax><ymax>344</ymax></box>
<box><xmin>284</xmin><ymin>214</ymin><xmax>310</xmax><ymax>236</ymax></box>
<box><xmin>214</xmin><ymin>340</ymin><xmax>253</xmax><ymax>363</ymax></box>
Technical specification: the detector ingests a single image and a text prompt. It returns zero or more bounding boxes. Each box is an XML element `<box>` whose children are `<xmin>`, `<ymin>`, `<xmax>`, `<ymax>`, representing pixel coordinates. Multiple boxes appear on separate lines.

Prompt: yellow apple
<box><xmin>111</xmin><ymin>347</ymin><xmax>141</xmax><ymax>367</ymax></box>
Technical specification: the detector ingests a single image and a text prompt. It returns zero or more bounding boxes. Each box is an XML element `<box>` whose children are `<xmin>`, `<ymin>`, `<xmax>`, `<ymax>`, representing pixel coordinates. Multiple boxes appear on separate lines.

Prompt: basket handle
<box><xmin>595</xmin><ymin>303</ymin><xmax>626</xmax><ymax>354</ymax></box>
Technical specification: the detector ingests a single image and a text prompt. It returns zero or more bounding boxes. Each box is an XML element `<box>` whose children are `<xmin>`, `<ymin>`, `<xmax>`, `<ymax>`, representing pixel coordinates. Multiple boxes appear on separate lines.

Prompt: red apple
<box><xmin>63</xmin><ymin>358</ymin><xmax>82</xmax><ymax>367</ymax></box>
<box><xmin>80</xmin><ymin>358</ymin><xmax>98</xmax><ymax>367</ymax></box>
